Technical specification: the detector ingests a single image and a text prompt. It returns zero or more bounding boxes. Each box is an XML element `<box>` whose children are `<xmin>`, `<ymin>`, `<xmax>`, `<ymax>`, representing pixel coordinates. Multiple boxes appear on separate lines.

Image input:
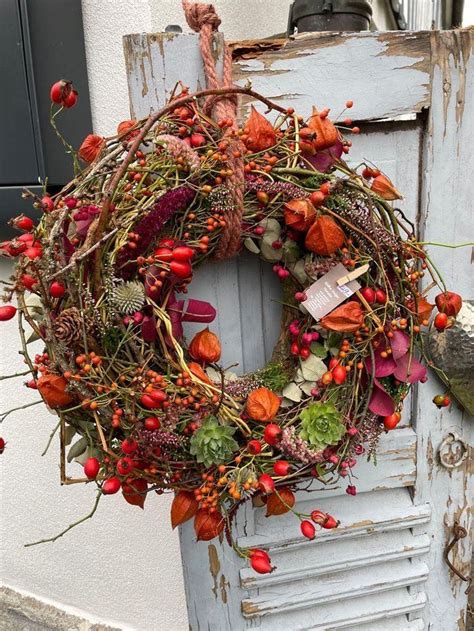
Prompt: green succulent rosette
<box><xmin>299</xmin><ymin>401</ymin><xmax>345</xmax><ymax>450</ymax></box>
<box><xmin>190</xmin><ymin>416</ymin><xmax>239</xmax><ymax>468</ymax></box>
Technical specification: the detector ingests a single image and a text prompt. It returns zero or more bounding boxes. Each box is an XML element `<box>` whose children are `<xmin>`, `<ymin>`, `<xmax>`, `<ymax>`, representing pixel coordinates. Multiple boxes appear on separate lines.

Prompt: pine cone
<box><xmin>53</xmin><ymin>307</ymin><xmax>82</xmax><ymax>345</ymax></box>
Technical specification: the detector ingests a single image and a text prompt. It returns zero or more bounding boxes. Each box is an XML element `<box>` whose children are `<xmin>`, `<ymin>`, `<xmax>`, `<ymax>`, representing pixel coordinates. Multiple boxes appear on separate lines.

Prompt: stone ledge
<box><xmin>0</xmin><ymin>586</ymin><xmax>122</xmax><ymax>631</ymax></box>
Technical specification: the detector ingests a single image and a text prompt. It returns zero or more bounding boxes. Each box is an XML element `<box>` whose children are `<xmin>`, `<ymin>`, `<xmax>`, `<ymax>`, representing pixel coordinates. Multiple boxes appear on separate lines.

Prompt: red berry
<box><xmin>14</xmin><ymin>215</ymin><xmax>34</xmax><ymax>231</ymax></box>
<box><xmin>273</xmin><ymin>460</ymin><xmax>290</xmax><ymax>476</ymax></box>
<box><xmin>309</xmin><ymin>191</ymin><xmax>325</xmax><ymax>207</ymax></box>
<box><xmin>50</xmin><ymin>281</ymin><xmax>66</xmax><ymax>298</ymax></box>
<box><xmin>41</xmin><ymin>195</ymin><xmax>54</xmax><ymax>212</ymax></box>
<box><xmin>322</xmin><ymin>515</ymin><xmax>339</xmax><ymax>529</ymax></box>
<box><xmin>258</xmin><ymin>473</ymin><xmax>275</xmax><ymax>494</ymax></box>
<box><xmin>299</xmin><ymin>347</ymin><xmax>310</xmax><ymax>360</ymax></box>
<box><xmin>159</xmin><ymin>238</ymin><xmax>175</xmax><ymax>248</ymax></box>
<box><xmin>121</xmin><ymin>438</ymin><xmax>138</xmax><ymax>454</ymax></box>
<box><xmin>383</xmin><ymin>412</ymin><xmax>401</xmax><ymax>430</ymax></box>
<box><xmin>360</xmin><ymin>287</ymin><xmax>376</xmax><ymax>304</ymax></box>
<box><xmin>116</xmin><ymin>456</ymin><xmax>135</xmax><ymax>476</ymax></box>
<box><xmin>102</xmin><ymin>477</ymin><xmax>121</xmax><ymax>495</ymax></box>
<box><xmin>0</xmin><ymin>437</ymin><xmax>5</xmax><ymax>454</ymax></box>
<box><xmin>263</xmin><ymin>423</ymin><xmax>282</xmax><ymax>446</ymax></box>
<box><xmin>84</xmin><ymin>457</ymin><xmax>100</xmax><ymax>479</ymax></box>
<box><xmin>434</xmin><ymin>312</ymin><xmax>448</xmax><ymax>331</ymax></box>
<box><xmin>21</xmin><ymin>274</ymin><xmax>37</xmax><ymax>290</ymax></box>
<box><xmin>154</xmin><ymin>247</ymin><xmax>173</xmax><ymax>261</ymax></box>
<box><xmin>172</xmin><ymin>246</ymin><xmax>194</xmax><ymax>261</ymax></box>
<box><xmin>0</xmin><ymin>306</ymin><xmax>17</xmax><ymax>321</ymax></box>
<box><xmin>375</xmin><ymin>289</ymin><xmax>387</xmax><ymax>304</ymax></box>
<box><xmin>301</xmin><ymin>520</ymin><xmax>316</xmax><ymax>540</ymax></box>
<box><xmin>50</xmin><ymin>80</ymin><xmax>71</xmax><ymax>104</ymax></box>
<box><xmin>24</xmin><ymin>246</ymin><xmax>42</xmax><ymax>260</ymax></box>
<box><xmin>250</xmin><ymin>555</ymin><xmax>273</xmax><ymax>574</ymax></box>
<box><xmin>190</xmin><ymin>133</ymin><xmax>206</xmax><ymax>147</ymax></box>
<box><xmin>332</xmin><ymin>364</ymin><xmax>347</xmax><ymax>385</ymax></box>
<box><xmin>144</xmin><ymin>417</ymin><xmax>160</xmax><ymax>431</ymax></box>
<box><xmin>290</xmin><ymin>342</ymin><xmax>300</xmax><ymax>356</ymax></box>
<box><xmin>63</xmin><ymin>90</ymin><xmax>78</xmax><ymax>108</ymax></box>
<box><xmin>250</xmin><ymin>548</ymin><xmax>270</xmax><ymax>563</ymax></box>
<box><xmin>247</xmin><ymin>439</ymin><xmax>262</xmax><ymax>455</ymax></box>
<box><xmin>170</xmin><ymin>260</ymin><xmax>192</xmax><ymax>279</ymax></box>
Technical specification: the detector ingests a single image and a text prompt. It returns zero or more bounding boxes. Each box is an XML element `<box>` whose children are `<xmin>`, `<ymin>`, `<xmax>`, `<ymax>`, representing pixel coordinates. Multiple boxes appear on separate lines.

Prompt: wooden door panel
<box><xmin>124</xmin><ymin>29</ymin><xmax>473</xmax><ymax>630</ymax></box>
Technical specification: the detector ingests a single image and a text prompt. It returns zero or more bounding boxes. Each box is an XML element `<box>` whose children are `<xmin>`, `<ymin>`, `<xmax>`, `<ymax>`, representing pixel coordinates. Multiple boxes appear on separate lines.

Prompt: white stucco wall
<box><xmin>1</xmin><ymin>2</ymin><xmax>292</xmax><ymax>629</ymax></box>
<box><xmin>2</xmin><ymin>2</ymin><xmax>396</xmax><ymax>629</ymax></box>
<box><xmin>82</xmin><ymin>0</ymin><xmax>293</xmax><ymax>136</ymax></box>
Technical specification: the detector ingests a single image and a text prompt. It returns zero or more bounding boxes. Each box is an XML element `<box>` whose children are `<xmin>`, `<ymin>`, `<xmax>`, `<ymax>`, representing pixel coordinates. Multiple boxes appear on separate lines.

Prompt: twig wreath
<box><xmin>0</xmin><ymin>4</ymin><xmax>463</xmax><ymax>572</ymax></box>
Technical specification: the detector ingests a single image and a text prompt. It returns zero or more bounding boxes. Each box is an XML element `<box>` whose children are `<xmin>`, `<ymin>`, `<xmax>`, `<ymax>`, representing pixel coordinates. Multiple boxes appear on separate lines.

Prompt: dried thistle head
<box><xmin>110</xmin><ymin>281</ymin><xmax>145</xmax><ymax>314</ymax></box>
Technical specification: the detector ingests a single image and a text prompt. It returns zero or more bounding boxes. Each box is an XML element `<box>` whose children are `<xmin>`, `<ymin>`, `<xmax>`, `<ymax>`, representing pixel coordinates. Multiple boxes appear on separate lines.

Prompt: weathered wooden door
<box><xmin>124</xmin><ymin>29</ymin><xmax>473</xmax><ymax>630</ymax></box>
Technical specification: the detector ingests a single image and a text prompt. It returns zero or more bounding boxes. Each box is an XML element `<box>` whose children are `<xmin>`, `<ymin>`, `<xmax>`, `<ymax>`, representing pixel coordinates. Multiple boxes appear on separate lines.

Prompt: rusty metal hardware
<box><xmin>444</xmin><ymin>521</ymin><xmax>472</xmax><ymax>594</ymax></box>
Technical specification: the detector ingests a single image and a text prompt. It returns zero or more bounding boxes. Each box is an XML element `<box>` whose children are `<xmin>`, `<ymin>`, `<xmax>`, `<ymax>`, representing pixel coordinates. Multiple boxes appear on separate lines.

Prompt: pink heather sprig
<box><xmin>116</xmin><ymin>185</ymin><xmax>195</xmax><ymax>279</ymax></box>
<box><xmin>155</xmin><ymin>134</ymin><xmax>200</xmax><ymax>172</ymax></box>
<box><xmin>279</xmin><ymin>425</ymin><xmax>324</xmax><ymax>465</ymax></box>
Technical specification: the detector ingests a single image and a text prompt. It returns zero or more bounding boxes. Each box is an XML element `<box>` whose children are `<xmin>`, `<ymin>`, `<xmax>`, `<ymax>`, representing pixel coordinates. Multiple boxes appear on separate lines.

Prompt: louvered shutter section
<box><xmin>123</xmin><ymin>29</ymin><xmax>474</xmax><ymax>630</ymax></box>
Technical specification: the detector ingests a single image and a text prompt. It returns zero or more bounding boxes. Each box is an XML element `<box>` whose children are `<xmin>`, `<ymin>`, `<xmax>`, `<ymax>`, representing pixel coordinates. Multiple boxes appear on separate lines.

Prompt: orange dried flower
<box><xmin>78</xmin><ymin>134</ymin><xmax>105</xmax><ymax>163</ymax></box>
<box><xmin>370</xmin><ymin>174</ymin><xmax>402</xmax><ymax>200</ymax></box>
<box><xmin>171</xmin><ymin>490</ymin><xmax>199</xmax><ymax>529</ymax></box>
<box><xmin>320</xmin><ymin>301</ymin><xmax>364</xmax><ymax>332</ymax></box>
<box><xmin>244</xmin><ymin>106</ymin><xmax>277</xmax><ymax>152</ymax></box>
<box><xmin>246</xmin><ymin>387</ymin><xmax>281</xmax><ymax>422</ymax></box>
<box><xmin>37</xmin><ymin>373</ymin><xmax>73</xmax><ymax>408</ymax></box>
<box><xmin>266</xmin><ymin>487</ymin><xmax>295</xmax><ymax>516</ymax></box>
<box><xmin>187</xmin><ymin>362</ymin><xmax>212</xmax><ymax>385</ymax></box>
<box><xmin>307</xmin><ymin>107</ymin><xmax>339</xmax><ymax>151</ymax></box>
<box><xmin>284</xmin><ymin>199</ymin><xmax>316</xmax><ymax>232</ymax></box>
<box><xmin>188</xmin><ymin>328</ymin><xmax>221</xmax><ymax>363</ymax></box>
<box><xmin>194</xmin><ymin>508</ymin><xmax>225</xmax><ymax>541</ymax></box>
<box><xmin>305</xmin><ymin>215</ymin><xmax>345</xmax><ymax>255</ymax></box>
<box><xmin>117</xmin><ymin>119</ymin><xmax>139</xmax><ymax>140</ymax></box>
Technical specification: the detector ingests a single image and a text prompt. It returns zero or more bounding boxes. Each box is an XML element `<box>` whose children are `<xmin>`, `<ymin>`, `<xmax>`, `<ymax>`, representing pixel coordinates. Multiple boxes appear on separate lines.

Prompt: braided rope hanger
<box><xmin>181</xmin><ymin>1</ymin><xmax>245</xmax><ymax>259</ymax></box>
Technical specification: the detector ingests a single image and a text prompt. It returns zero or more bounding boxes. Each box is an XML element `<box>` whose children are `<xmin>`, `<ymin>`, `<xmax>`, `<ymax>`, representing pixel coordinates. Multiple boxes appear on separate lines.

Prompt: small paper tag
<box><xmin>302</xmin><ymin>263</ymin><xmax>361</xmax><ymax>321</ymax></box>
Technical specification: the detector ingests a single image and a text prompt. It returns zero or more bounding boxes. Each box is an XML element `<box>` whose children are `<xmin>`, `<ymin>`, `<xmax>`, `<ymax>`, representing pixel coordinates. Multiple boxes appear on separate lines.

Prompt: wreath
<box><xmin>0</xmin><ymin>80</ymin><xmax>462</xmax><ymax>572</ymax></box>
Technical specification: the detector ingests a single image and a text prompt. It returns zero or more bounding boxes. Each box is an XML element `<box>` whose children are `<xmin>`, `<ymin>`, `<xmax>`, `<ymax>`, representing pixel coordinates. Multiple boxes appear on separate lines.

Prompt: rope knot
<box><xmin>183</xmin><ymin>2</ymin><xmax>221</xmax><ymax>32</ymax></box>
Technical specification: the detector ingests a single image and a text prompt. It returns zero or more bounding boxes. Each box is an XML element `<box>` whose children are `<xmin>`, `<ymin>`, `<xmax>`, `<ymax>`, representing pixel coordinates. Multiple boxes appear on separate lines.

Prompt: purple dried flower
<box><xmin>116</xmin><ymin>185</ymin><xmax>195</xmax><ymax>279</ymax></box>
<box><xmin>245</xmin><ymin>174</ymin><xmax>308</xmax><ymax>200</ymax></box>
<box><xmin>279</xmin><ymin>425</ymin><xmax>324</xmax><ymax>465</ymax></box>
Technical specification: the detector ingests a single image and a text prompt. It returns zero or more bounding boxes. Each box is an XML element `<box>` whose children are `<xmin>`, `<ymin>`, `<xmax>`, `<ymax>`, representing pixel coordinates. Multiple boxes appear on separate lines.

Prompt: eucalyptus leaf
<box><xmin>244</xmin><ymin>237</ymin><xmax>260</xmax><ymax>254</ymax></box>
<box><xmin>289</xmin><ymin>258</ymin><xmax>308</xmax><ymax>284</ymax></box>
<box><xmin>67</xmin><ymin>436</ymin><xmax>88</xmax><ymax>463</ymax></box>
<box><xmin>310</xmin><ymin>342</ymin><xmax>327</xmax><ymax>359</ymax></box>
<box><xmin>260</xmin><ymin>217</ymin><xmax>281</xmax><ymax>242</ymax></box>
<box><xmin>75</xmin><ymin>446</ymin><xmax>99</xmax><ymax>466</ymax></box>
<box><xmin>282</xmin><ymin>381</ymin><xmax>303</xmax><ymax>402</ymax></box>
<box><xmin>300</xmin><ymin>354</ymin><xmax>327</xmax><ymax>381</ymax></box>
<box><xmin>282</xmin><ymin>239</ymin><xmax>300</xmax><ymax>263</ymax></box>
<box><xmin>260</xmin><ymin>239</ymin><xmax>283</xmax><ymax>263</ymax></box>
<box><xmin>64</xmin><ymin>425</ymin><xmax>76</xmax><ymax>446</ymax></box>
<box><xmin>26</xmin><ymin>330</ymin><xmax>42</xmax><ymax>344</ymax></box>
<box><xmin>300</xmin><ymin>380</ymin><xmax>316</xmax><ymax>396</ymax></box>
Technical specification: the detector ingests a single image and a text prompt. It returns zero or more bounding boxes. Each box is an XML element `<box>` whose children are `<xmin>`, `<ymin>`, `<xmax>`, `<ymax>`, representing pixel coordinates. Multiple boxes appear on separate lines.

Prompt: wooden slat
<box><xmin>238</xmin><ymin>487</ymin><xmax>430</xmax><ymax>550</ymax></box>
<box><xmin>342</xmin><ymin>616</ymin><xmax>425</xmax><ymax>631</ymax></box>
<box><xmin>241</xmin><ymin>559</ymin><xmax>429</xmax><ymax>618</ymax></box>
<box><xmin>240</xmin><ymin>530</ymin><xmax>430</xmax><ymax>589</ymax></box>
<box><xmin>232</xmin><ymin>31</ymin><xmax>432</xmax><ymax>122</ymax></box>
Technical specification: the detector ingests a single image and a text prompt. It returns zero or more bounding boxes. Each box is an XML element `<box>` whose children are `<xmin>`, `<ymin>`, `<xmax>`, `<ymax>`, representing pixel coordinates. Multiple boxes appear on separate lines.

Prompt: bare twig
<box><xmin>24</xmin><ymin>491</ymin><xmax>102</xmax><ymax>547</ymax></box>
